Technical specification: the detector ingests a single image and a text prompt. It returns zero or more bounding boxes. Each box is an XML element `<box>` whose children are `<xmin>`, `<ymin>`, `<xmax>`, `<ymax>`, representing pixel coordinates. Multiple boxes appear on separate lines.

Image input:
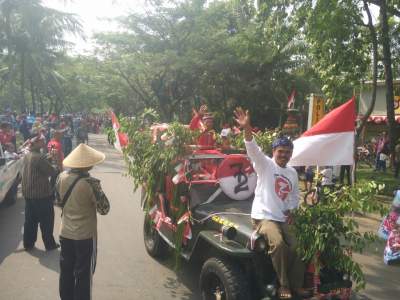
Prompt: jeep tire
<box><xmin>143</xmin><ymin>214</ymin><xmax>168</xmax><ymax>258</ymax></box>
<box><xmin>200</xmin><ymin>257</ymin><xmax>249</xmax><ymax>300</ymax></box>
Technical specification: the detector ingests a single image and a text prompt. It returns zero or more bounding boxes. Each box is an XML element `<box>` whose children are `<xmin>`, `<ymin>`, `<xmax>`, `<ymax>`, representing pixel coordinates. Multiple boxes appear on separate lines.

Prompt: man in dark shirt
<box><xmin>21</xmin><ymin>134</ymin><xmax>59</xmax><ymax>251</ymax></box>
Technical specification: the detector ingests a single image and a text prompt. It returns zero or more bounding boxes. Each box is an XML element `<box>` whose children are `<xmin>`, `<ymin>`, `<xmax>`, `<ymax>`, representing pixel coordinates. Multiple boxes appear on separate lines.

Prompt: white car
<box><xmin>0</xmin><ymin>144</ymin><xmax>23</xmax><ymax>205</ymax></box>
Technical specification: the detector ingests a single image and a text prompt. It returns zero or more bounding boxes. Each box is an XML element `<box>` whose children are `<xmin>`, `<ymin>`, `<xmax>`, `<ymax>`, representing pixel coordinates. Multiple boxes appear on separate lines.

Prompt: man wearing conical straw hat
<box><xmin>55</xmin><ymin>143</ymin><xmax>110</xmax><ymax>300</ymax></box>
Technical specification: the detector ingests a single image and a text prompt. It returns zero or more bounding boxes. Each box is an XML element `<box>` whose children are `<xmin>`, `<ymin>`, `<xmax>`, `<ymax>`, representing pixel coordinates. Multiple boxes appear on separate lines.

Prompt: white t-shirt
<box><xmin>245</xmin><ymin>139</ymin><xmax>300</xmax><ymax>222</ymax></box>
<box><xmin>380</xmin><ymin>153</ymin><xmax>388</xmax><ymax>162</ymax></box>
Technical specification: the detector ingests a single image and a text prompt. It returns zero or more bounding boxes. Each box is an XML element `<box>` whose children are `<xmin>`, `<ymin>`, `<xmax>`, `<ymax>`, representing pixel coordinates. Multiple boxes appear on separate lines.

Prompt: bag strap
<box><xmin>60</xmin><ymin>175</ymin><xmax>84</xmax><ymax>215</ymax></box>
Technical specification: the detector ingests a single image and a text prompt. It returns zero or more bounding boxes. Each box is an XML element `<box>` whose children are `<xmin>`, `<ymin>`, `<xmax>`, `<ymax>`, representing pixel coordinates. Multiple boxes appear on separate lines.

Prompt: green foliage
<box><xmin>231</xmin><ymin>129</ymin><xmax>280</xmax><ymax>155</ymax></box>
<box><xmin>293</xmin><ymin>181</ymin><xmax>387</xmax><ymax>290</ymax></box>
<box><xmin>122</xmin><ymin>112</ymin><xmax>195</xmax><ymax>197</ymax></box>
<box><xmin>122</xmin><ymin>111</ymin><xmax>198</xmax><ymax>263</ymax></box>
<box><xmin>93</xmin><ymin>0</ymin><xmax>316</xmax><ymax>127</ymax></box>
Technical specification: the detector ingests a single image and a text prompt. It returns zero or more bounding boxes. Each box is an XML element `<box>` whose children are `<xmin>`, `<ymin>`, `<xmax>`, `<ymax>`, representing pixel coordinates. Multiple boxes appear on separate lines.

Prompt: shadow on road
<box><xmin>155</xmin><ymin>253</ymin><xmax>201</xmax><ymax>300</ymax></box>
<box><xmin>0</xmin><ymin>193</ymin><xmax>24</xmax><ymax>265</ymax></box>
<box><xmin>27</xmin><ymin>248</ymin><xmax>60</xmax><ymax>274</ymax></box>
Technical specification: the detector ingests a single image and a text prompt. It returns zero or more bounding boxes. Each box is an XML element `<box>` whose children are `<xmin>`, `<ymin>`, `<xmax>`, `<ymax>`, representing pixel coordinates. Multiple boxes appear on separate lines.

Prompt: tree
<box><xmin>0</xmin><ymin>0</ymin><xmax>82</xmax><ymax>113</ymax></box>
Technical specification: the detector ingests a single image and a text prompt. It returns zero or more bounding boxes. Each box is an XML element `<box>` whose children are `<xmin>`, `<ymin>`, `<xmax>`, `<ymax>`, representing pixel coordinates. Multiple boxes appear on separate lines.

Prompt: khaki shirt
<box><xmin>56</xmin><ymin>170</ymin><xmax>110</xmax><ymax>240</ymax></box>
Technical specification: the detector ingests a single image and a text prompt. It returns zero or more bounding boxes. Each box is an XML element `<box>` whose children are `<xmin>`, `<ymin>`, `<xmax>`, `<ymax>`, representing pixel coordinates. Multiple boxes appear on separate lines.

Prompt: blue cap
<box><xmin>272</xmin><ymin>136</ymin><xmax>293</xmax><ymax>150</ymax></box>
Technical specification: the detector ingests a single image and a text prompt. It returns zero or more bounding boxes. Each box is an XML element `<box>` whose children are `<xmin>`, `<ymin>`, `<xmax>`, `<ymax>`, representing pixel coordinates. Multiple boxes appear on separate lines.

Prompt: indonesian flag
<box><xmin>110</xmin><ymin>111</ymin><xmax>128</xmax><ymax>152</ymax></box>
<box><xmin>287</xmin><ymin>90</ymin><xmax>296</xmax><ymax>109</ymax></box>
<box><xmin>289</xmin><ymin>97</ymin><xmax>355</xmax><ymax>167</ymax></box>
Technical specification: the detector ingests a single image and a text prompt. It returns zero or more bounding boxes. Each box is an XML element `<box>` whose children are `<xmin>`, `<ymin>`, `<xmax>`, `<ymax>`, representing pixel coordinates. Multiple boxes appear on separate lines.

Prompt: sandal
<box><xmin>278</xmin><ymin>287</ymin><xmax>292</xmax><ymax>299</ymax></box>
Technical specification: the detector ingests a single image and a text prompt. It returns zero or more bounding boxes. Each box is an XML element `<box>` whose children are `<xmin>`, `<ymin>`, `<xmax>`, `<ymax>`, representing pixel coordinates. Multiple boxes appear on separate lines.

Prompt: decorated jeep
<box><xmin>141</xmin><ymin>147</ymin><xmax>352</xmax><ymax>300</ymax></box>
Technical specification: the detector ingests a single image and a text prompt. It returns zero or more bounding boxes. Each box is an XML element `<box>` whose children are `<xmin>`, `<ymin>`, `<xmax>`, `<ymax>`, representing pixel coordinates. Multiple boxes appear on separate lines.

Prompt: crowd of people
<box><xmin>0</xmin><ymin>110</ymin><xmax>111</xmax><ymax>300</ymax></box>
<box><xmin>0</xmin><ymin>110</ymin><xmax>108</xmax><ymax>156</ymax></box>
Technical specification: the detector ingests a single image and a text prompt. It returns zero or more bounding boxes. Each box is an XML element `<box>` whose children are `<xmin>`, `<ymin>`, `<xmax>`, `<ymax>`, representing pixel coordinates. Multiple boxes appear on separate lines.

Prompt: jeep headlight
<box><xmin>254</xmin><ymin>237</ymin><xmax>267</xmax><ymax>252</ymax></box>
<box><xmin>343</xmin><ymin>274</ymin><xmax>349</xmax><ymax>281</ymax></box>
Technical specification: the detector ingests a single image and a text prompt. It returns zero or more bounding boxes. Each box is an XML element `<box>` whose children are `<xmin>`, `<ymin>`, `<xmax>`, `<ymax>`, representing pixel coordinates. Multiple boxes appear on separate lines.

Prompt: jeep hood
<box><xmin>192</xmin><ymin>197</ymin><xmax>256</xmax><ymax>244</ymax></box>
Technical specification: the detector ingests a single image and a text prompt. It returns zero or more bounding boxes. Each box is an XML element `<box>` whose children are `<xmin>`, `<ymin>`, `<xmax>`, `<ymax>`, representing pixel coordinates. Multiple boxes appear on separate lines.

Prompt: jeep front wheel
<box><xmin>200</xmin><ymin>257</ymin><xmax>249</xmax><ymax>300</ymax></box>
<box><xmin>143</xmin><ymin>214</ymin><xmax>168</xmax><ymax>258</ymax></box>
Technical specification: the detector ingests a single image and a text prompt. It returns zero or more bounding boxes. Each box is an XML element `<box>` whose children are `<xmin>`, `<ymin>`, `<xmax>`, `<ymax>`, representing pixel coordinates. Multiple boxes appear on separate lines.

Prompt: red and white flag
<box><xmin>287</xmin><ymin>90</ymin><xmax>296</xmax><ymax>109</ymax></box>
<box><xmin>110</xmin><ymin>111</ymin><xmax>128</xmax><ymax>152</ymax></box>
<box><xmin>288</xmin><ymin>97</ymin><xmax>355</xmax><ymax>166</ymax></box>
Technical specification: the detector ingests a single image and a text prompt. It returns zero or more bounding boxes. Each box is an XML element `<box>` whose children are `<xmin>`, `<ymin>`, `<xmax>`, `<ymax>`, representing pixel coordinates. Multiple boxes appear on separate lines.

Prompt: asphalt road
<box><xmin>0</xmin><ymin>134</ymin><xmax>398</xmax><ymax>299</ymax></box>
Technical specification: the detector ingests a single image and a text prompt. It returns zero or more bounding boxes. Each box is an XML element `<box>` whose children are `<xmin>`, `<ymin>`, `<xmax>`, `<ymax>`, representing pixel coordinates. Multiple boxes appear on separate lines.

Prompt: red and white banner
<box><xmin>110</xmin><ymin>111</ymin><xmax>128</xmax><ymax>152</ymax></box>
<box><xmin>289</xmin><ymin>97</ymin><xmax>356</xmax><ymax>167</ymax></box>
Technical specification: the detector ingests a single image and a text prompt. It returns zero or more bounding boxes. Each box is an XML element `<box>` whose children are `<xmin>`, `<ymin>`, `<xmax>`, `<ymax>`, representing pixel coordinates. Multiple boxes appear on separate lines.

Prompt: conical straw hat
<box><xmin>63</xmin><ymin>143</ymin><xmax>105</xmax><ymax>168</ymax></box>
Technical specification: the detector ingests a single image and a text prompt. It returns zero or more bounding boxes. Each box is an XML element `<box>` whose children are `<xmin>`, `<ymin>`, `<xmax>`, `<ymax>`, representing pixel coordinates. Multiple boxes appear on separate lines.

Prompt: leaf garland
<box><xmin>293</xmin><ymin>181</ymin><xmax>387</xmax><ymax>290</ymax></box>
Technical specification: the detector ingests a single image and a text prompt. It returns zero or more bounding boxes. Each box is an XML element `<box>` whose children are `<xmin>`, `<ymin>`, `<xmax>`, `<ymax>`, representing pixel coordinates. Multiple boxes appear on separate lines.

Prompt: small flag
<box><xmin>110</xmin><ymin>111</ymin><xmax>128</xmax><ymax>151</ymax></box>
<box><xmin>287</xmin><ymin>90</ymin><xmax>296</xmax><ymax>109</ymax></box>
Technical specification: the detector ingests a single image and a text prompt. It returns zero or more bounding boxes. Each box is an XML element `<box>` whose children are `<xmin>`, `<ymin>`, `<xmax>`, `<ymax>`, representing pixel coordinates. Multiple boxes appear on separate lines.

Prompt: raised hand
<box><xmin>233</xmin><ymin>107</ymin><xmax>250</xmax><ymax>129</ymax></box>
<box><xmin>199</xmin><ymin>104</ymin><xmax>208</xmax><ymax>116</ymax></box>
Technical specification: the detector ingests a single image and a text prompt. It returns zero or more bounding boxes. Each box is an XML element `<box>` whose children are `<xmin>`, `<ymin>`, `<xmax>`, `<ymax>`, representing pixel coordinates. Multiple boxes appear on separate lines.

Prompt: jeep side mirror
<box><xmin>0</xmin><ymin>158</ymin><xmax>5</xmax><ymax>167</ymax></box>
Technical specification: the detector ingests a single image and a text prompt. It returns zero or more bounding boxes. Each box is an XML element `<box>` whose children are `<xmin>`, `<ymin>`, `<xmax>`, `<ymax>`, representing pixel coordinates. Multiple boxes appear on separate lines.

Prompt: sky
<box><xmin>41</xmin><ymin>0</ymin><xmax>146</xmax><ymax>54</ymax></box>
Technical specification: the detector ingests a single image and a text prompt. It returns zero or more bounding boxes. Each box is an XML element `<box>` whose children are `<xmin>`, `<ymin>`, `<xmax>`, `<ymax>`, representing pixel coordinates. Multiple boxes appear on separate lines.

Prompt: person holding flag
<box><xmin>234</xmin><ymin>107</ymin><xmax>309</xmax><ymax>300</ymax></box>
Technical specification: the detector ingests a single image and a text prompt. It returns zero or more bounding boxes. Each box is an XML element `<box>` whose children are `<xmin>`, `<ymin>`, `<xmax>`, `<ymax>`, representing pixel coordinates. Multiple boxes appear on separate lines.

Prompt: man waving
<box><xmin>234</xmin><ymin>107</ymin><xmax>309</xmax><ymax>299</ymax></box>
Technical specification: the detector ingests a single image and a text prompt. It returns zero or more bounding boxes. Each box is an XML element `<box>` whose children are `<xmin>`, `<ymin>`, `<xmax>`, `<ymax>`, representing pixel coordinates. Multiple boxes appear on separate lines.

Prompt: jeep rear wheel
<box><xmin>143</xmin><ymin>214</ymin><xmax>168</xmax><ymax>258</ymax></box>
<box><xmin>200</xmin><ymin>257</ymin><xmax>249</xmax><ymax>300</ymax></box>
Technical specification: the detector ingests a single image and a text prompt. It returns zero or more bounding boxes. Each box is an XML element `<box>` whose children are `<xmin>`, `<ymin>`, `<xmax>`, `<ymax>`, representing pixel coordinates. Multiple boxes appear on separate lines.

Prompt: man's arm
<box><xmin>87</xmin><ymin>177</ymin><xmax>110</xmax><ymax>215</ymax></box>
<box><xmin>234</xmin><ymin>107</ymin><xmax>270</xmax><ymax>172</ymax></box>
<box><xmin>37</xmin><ymin>155</ymin><xmax>57</xmax><ymax>177</ymax></box>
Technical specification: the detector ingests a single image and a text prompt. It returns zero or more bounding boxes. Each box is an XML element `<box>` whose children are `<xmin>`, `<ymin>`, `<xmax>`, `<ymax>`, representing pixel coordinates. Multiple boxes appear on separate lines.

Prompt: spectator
<box><xmin>383</xmin><ymin>218</ymin><xmax>400</xmax><ymax>265</ymax></box>
<box><xmin>395</xmin><ymin>141</ymin><xmax>400</xmax><ymax>178</ymax></box>
<box><xmin>4</xmin><ymin>143</ymin><xmax>19</xmax><ymax>160</ymax></box>
<box><xmin>19</xmin><ymin>114</ymin><xmax>31</xmax><ymax>142</ymax></box>
<box><xmin>378</xmin><ymin>190</ymin><xmax>400</xmax><ymax>240</ymax></box>
<box><xmin>56</xmin><ymin>144</ymin><xmax>110</xmax><ymax>300</ymax></box>
<box><xmin>21</xmin><ymin>134</ymin><xmax>59</xmax><ymax>251</ymax></box>
<box><xmin>61</xmin><ymin>120</ymin><xmax>73</xmax><ymax>157</ymax></box>
<box><xmin>340</xmin><ymin>165</ymin><xmax>351</xmax><ymax>185</ymax></box>
<box><xmin>0</xmin><ymin>122</ymin><xmax>14</xmax><ymax>147</ymax></box>
<box><xmin>321</xmin><ymin>166</ymin><xmax>335</xmax><ymax>191</ymax></box>
<box><xmin>304</xmin><ymin>166</ymin><xmax>314</xmax><ymax>192</ymax></box>
<box><xmin>377</xmin><ymin>144</ymin><xmax>389</xmax><ymax>173</ymax></box>
<box><xmin>76</xmin><ymin>120</ymin><xmax>89</xmax><ymax>145</ymax></box>
<box><xmin>375</xmin><ymin>131</ymin><xmax>389</xmax><ymax>171</ymax></box>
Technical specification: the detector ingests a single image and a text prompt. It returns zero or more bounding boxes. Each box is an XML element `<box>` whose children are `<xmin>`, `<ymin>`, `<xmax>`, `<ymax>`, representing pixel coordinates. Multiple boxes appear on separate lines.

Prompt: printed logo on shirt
<box><xmin>274</xmin><ymin>174</ymin><xmax>292</xmax><ymax>201</ymax></box>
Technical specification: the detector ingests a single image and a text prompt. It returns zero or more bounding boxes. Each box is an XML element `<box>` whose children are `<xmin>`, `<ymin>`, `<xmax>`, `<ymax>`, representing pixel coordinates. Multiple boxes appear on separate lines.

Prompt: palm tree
<box><xmin>0</xmin><ymin>0</ymin><xmax>83</xmax><ymax>113</ymax></box>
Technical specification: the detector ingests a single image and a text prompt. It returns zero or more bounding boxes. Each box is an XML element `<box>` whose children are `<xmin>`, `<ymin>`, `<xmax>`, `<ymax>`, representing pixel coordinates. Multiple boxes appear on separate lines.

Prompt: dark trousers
<box><xmin>59</xmin><ymin>236</ymin><xmax>97</xmax><ymax>300</ymax></box>
<box><xmin>63</xmin><ymin>138</ymin><xmax>73</xmax><ymax>157</ymax></box>
<box><xmin>23</xmin><ymin>197</ymin><xmax>57</xmax><ymax>249</ymax></box>
<box><xmin>340</xmin><ymin>165</ymin><xmax>351</xmax><ymax>185</ymax></box>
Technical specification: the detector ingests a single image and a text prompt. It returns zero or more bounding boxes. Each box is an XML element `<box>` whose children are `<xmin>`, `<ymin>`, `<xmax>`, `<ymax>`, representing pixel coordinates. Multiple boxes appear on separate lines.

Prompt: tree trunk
<box><xmin>357</xmin><ymin>1</ymin><xmax>378</xmax><ymax>139</ymax></box>
<box><xmin>30</xmin><ymin>77</ymin><xmax>36</xmax><ymax>114</ymax></box>
<box><xmin>380</xmin><ymin>1</ymin><xmax>397</xmax><ymax>159</ymax></box>
<box><xmin>37</xmin><ymin>87</ymin><xmax>44</xmax><ymax>116</ymax></box>
<box><xmin>20</xmin><ymin>52</ymin><xmax>26</xmax><ymax>113</ymax></box>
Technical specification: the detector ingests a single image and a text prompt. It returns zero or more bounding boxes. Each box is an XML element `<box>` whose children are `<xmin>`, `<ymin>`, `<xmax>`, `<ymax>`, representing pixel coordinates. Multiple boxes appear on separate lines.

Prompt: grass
<box><xmin>356</xmin><ymin>164</ymin><xmax>399</xmax><ymax>197</ymax></box>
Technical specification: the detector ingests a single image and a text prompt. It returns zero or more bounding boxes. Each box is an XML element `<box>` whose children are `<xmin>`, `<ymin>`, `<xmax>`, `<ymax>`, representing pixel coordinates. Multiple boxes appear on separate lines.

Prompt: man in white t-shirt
<box><xmin>234</xmin><ymin>107</ymin><xmax>309</xmax><ymax>299</ymax></box>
